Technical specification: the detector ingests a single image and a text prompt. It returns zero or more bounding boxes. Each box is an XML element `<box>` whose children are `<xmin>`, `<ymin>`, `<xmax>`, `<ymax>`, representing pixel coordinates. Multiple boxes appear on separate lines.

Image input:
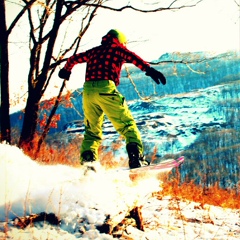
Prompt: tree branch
<box><xmin>125</xmin><ymin>66</ymin><xmax>144</xmax><ymax>100</ymax></box>
<box><xmin>83</xmin><ymin>0</ymin><xmax>204</xmax><ymax>13</ymax></box>
<box><xmin>7</xmin><ymin>0</ymin><xmax>37</xmax><ymax>36</ymax></box>
<box><xmin>35</xmin><ymin>79</ymin><xmax>66</xmax><ymax>156</ymax></box>
<box><xmin>234</xmin><ymin>0</ymin><xmax>240</xmax><ymax>7</ymax></box>
<box><xmin>49</xmin><ymin>1</ymin><xmax>101</xmax><ymax>68</ymax></box>
<box><xmin>148</xmin><ymin>53</ymin><xmax>234</xmax><ymax>74</ymax></box>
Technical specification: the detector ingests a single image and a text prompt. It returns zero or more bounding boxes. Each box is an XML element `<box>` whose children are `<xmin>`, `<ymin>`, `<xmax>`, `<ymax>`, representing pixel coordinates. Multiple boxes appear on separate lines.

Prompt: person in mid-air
<box><xmin>59</xmin><ymin>29</ymin><xmax>166</xmax><ymax>169</ymax></box>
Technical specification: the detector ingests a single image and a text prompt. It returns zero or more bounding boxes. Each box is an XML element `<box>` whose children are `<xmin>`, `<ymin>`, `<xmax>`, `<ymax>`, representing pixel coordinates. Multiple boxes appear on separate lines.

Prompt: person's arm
<box><xmin>58</xmin><ymin>52</ymin><xmax>88</xmax><ymax>80</ymax></box>
<box><xmin>120</xmin><ymin>47</ymin><xmax>150</xmax><ymax>71</ymax></box>
<box><xmin>121</xmin><ymin>47</ymin><xmax>166</xmax><ymax>85</ymax></box>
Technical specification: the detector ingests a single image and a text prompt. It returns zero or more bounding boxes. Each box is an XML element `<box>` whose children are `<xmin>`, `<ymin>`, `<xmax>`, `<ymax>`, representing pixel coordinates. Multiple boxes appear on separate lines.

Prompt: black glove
<box><xmin>58</xmin><ymin>68</ymin><xmax>71</xmax><ymax>80</ymax></box>
<box><xmin>145</xmin><ymin>67</ymin><xmax>166</xmax><ymax>85</ymax></box>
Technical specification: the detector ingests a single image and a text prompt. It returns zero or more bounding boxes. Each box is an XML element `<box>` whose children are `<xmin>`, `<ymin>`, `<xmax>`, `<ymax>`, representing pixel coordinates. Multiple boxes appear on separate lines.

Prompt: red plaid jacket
<box><xmin>64</xmin><ymin>36</ymin><xmax>150</xmax><ymax>86</ymax></box>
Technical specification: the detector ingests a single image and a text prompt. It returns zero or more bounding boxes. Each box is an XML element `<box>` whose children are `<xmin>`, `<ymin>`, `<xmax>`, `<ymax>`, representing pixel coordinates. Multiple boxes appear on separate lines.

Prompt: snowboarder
<box><xmin>59</xmin><ymin>29</ymin><xmax>166</xmax><ymax>169</ymax></box>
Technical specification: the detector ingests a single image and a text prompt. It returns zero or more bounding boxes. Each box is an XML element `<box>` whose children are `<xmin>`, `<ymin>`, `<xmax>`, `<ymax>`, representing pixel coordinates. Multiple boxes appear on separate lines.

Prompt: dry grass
<box><xmin>22</xmin><ymin>136</ymin><xmax>240</xmax><ymax>210</ymax></box>
<box><xmin>159</xmin><ymin>170</ymin><xmax>240</xmax><ymax>209</ymax></box>
<box><xmin>21</xmin><ymin>134</ymin><xmax>82</xmax><ymax>167</ymax></box>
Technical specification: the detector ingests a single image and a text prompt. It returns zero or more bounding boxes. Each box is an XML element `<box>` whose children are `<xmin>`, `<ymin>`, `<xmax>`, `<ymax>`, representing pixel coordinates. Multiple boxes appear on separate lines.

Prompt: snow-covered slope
<box><xmin>0</xmin><ymin>143</ymin><xmax>239</xmax><ymax>239</ymax></box>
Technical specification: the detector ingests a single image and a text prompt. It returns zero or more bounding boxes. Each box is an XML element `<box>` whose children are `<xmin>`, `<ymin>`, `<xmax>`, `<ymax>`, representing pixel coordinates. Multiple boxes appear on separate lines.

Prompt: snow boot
<box><xmin>81</xmin><ymin>150</ymin><xmax>98</xmax><ymax>172</ymax></box>
<box><xmin>81</xmin><ymin>150</ymin><xmax>96</xmax><ymax>162</ymax></box>
<box><xmin>127</xmin><ymin>143</ymin><xmax>149</xmax><ymax>169</ymax></box>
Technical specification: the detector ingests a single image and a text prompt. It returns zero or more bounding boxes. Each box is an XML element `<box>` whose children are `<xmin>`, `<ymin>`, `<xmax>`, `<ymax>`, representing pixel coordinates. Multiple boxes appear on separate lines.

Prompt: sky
<box><xmin>82</xmin><ymin>0</ymin><xmax>239</xmax><ymax>60</ymax></box>
<box><xmin>5</xmin><ymin>0</ymin><xmax>240</xmax><ymax>110</ymax></box>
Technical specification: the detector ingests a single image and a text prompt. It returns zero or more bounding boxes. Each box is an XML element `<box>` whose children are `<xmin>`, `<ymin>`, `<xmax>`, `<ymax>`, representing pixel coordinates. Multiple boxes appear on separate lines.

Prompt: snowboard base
<box><xmin>123</xmin><ymin>156</ymin><xmax>184</xmax><ymax>181</ymax></box>
<box><xmin>129</xmin><ymin>156</ymin><xmax>184</xmax><ymax>174</ymax></box>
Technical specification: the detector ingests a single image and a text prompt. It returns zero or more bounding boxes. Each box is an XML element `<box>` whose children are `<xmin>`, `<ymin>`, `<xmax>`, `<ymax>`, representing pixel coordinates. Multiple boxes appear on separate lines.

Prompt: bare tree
<box><xmin>18</xmin><ymin>0</ymin><xmax>102</xmax><ymax>150</ymax></box>
<box><xmin>0</xmin><ymin>0</ymin><xmax>36</xmax><ymax>144</ymax></box>
<box><xmin>0</xmin><ymin>0</ymin><xmax>11</xmax><ymax>143</ymax></box>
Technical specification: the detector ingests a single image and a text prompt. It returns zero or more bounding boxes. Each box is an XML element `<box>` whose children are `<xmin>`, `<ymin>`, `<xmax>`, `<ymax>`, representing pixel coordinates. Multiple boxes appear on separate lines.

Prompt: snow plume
<box><xmin>0</xmin><ymin>143</ymin><xmax>161</xmax><ymax>237</ymax></box>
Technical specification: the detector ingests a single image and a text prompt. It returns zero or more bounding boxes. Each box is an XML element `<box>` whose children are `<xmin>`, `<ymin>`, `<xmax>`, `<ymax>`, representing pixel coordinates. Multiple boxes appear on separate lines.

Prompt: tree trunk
<box><xmin>19</xmin><ymin>90</ymin><xmax>40</xmax><ymax>150</ymax></box>
<box><xmin>0</xmin><ymin>0</ymin><xmax>11</xmax><ymax>144</ymax></box>
<box><xmin>19</xmin><ymin>0</ymin><xmax>63</xmax><ymax>149</ymax></box>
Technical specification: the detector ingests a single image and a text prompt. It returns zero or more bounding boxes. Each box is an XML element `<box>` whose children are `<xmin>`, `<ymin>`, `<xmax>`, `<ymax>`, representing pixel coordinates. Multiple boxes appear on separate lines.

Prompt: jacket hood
<box><xmin>101</xmin><ymin>29</ymin><xmax>127</xmax><ymax>45</ymax></box>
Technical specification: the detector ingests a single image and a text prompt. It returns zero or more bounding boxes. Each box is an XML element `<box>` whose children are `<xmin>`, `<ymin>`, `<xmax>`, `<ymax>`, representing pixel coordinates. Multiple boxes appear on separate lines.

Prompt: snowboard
<box><xmin>129</xmin><ymin>156</ymin><xmax>184</xmax><ymax>174</ymax></box>
<box><xmin>119</xmin><ymin>156</ymin><xmax>184</xmax><ymax>181</ymax></box>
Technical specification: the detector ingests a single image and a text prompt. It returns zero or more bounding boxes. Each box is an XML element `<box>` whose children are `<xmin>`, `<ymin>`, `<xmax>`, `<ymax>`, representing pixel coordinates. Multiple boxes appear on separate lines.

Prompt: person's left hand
<box><xmin>58</xmin><ymin>68</ymin><xmax>71</xmax><ymax>80</ymax></box>
<box><xmin>146</xmin><ymin>67</ymin><xmax>166</xmax><ymax>85</ymax></box>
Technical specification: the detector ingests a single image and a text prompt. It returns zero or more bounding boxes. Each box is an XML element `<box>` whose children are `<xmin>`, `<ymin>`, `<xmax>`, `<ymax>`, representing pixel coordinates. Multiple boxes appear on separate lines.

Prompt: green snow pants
<box><xmin>80</xmin><ymin>80</ymin><xmax>143</xmax><ymax>161</ymax></box>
